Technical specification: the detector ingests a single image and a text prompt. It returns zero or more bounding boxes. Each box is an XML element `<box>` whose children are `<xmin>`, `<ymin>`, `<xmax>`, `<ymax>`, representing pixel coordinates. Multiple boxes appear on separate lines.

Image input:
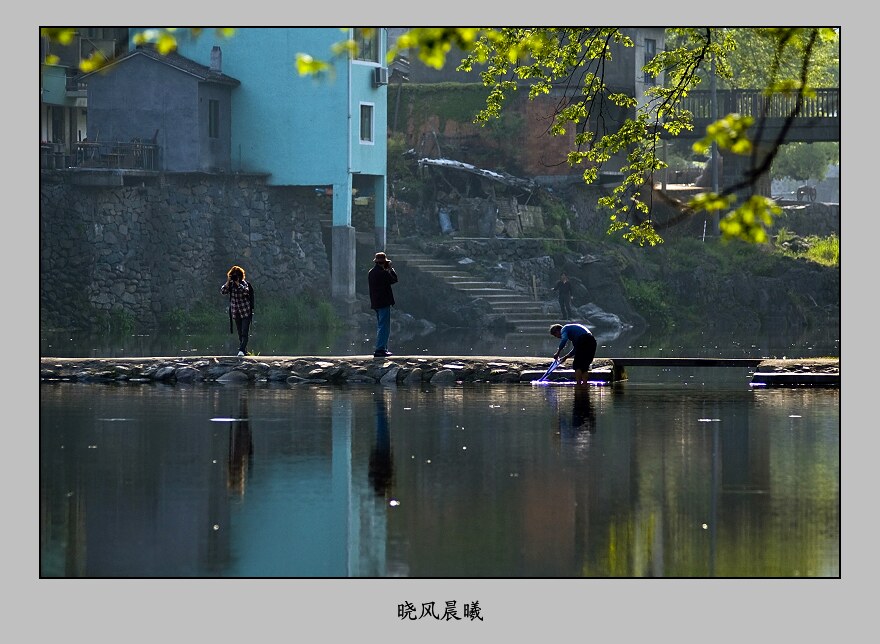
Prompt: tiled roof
<box><xmin>79</xmin><ymin>45</ymin><xmax>241</xmax><ymax>86</ymax></box>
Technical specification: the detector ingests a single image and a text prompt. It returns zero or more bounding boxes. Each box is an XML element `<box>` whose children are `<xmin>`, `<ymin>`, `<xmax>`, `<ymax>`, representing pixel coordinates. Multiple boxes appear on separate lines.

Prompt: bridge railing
<box><xmin>677</xmin><ymin>88</ymin><xmax>839</xmax><ymax>120</ymax></box>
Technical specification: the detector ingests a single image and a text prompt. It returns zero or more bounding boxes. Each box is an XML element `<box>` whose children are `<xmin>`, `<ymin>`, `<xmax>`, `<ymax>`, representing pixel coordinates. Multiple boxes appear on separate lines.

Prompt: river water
<box><xmin>40</xmin><ymin>322</ymin><xmax>839</xmax><ymax>578</ymax></box>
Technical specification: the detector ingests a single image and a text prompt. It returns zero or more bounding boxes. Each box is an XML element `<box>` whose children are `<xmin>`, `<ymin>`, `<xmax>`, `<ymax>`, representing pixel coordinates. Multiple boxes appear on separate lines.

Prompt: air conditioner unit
<box><xmin>373</xmin><ymin>67</ymin><xmax>389</xmax><ymax>86</ymax></box>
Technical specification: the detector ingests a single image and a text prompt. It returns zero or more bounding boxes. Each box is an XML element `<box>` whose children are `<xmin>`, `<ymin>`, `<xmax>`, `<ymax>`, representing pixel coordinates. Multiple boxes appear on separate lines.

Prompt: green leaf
<box><xmin>295</xmin><ymin>54</ymin><xmax>330</xmax><ymax>76</ymax></box>
<box><xmin>693</xmin><ymin>114</ymin><xmax>754</xmax><ymax>156</ymax></box>
<box><xmin>718</xmin><ymin>196</ymin><xmax>781</xmax><ymax>243</ymax></box>
<box><xmin>690</xmin><ymin>192</ymin><xmax>736</xmax><ymax>212</ymax></box>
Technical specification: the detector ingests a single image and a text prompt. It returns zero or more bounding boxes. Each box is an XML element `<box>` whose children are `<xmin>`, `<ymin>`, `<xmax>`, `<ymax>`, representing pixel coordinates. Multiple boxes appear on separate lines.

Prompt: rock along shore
<box><xmin>39</xmin><ymin>356</ymin><xmax>840</xmax><ymax>387</ymax></box>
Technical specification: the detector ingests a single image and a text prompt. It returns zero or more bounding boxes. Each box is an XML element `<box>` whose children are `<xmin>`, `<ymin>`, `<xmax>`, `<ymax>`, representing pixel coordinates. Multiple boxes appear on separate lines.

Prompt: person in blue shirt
<box><xmin>550</xmin><ymin>322</ymin><xmax>597</xmax><ymax>385</ymax></box>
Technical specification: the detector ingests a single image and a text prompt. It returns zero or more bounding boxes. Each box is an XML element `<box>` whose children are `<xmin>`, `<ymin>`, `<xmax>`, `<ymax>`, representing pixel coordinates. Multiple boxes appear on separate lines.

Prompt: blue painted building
<box><xmin>171</xmin><ymin>28</ymin><xmax>389</xmax><ymax>302</ymax></box>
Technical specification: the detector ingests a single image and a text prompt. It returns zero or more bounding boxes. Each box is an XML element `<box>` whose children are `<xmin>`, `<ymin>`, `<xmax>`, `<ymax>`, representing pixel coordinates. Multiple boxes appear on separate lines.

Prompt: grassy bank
<box><xmin>164</xmin><ymin>291</ymin><xmax>344</xmax><ymax>336</ymax></box>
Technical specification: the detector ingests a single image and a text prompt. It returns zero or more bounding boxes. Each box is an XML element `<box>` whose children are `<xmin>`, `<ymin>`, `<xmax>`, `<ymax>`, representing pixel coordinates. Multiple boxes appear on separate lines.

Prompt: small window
<box><xmin>360</xmin><ymin>103</ymin><xmax>374</xmax><ymax>143</ymax></box>
<box><xmin>644</xmin><ymin>38</ymin><xmax>657</xmax><ymax>85</ymax></box>
<box><xmin>354</xmin><ymin>28</ymin><xmax>379</xmax><ymax>63</ymax></box>
<box><xmin>208</xmin><ymin>99</ymin><xmax>220</xmax><ymax>139</ymax></box>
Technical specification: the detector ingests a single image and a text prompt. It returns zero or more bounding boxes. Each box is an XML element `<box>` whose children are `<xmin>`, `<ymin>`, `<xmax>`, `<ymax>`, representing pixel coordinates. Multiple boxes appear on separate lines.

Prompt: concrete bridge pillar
<box><xmin>373</xmin><ymin>175</ymin><xmax>387</xmax><ymax>251</ymax></box>
<box><xmin>721</xmin><ymin>147</ymin><xmax>773</xmax><ymax>200</ymax></box>
<box><xmin>331</xmin><ymin>176</ymin><xmax>356</xmax><ymax>304</ymax></box>
<box><xmin>331</xmin><ymin>225</ymin><xmax>357</xmax><ymax>303</ymax></box>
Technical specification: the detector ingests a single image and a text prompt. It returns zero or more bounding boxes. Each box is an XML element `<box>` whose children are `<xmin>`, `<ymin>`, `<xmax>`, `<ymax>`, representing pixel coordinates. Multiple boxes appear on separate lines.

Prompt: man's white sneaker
<box><xmin>237</xmin><ymin>351</ymin><xmax>245</xmax><ymax>357</ymax></box>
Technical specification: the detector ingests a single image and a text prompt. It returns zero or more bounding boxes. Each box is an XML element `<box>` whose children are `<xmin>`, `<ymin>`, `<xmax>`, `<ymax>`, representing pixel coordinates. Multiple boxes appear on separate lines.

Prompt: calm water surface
<box><xmin>40</xmin><ymin>368</ymin><xmax>839</xmax><ymax>578</ymax></box>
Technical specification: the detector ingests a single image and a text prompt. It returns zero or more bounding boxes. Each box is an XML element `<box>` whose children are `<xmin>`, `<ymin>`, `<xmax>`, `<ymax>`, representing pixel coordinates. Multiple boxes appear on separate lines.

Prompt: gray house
<box><xmin>81</xmin><ymin>45</ymin><xmax>241</xmax><ymax>172</ymax></box>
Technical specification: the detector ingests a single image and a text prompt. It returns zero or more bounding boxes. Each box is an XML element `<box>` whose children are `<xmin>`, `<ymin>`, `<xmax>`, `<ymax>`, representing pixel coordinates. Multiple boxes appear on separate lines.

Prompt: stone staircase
<box><xmin>385</xmin><ymin>239</ymin><xmax>559</xmax><ymax>335</ymax></box>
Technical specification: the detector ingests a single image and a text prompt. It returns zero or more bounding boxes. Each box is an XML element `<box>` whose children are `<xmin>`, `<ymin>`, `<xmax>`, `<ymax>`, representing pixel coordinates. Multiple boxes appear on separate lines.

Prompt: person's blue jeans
<box><xmin>374</xmin><ymin>306</ymin><xmax>391</xmax><ymax>352</ymax></box>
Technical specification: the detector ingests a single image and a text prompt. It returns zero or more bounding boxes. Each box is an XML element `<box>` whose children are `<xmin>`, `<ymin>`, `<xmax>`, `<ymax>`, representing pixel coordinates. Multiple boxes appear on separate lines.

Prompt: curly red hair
<box><xmin>227</xmin><ymin>265</ymin><xmax>246</xmax><ymax>281</ymax></box>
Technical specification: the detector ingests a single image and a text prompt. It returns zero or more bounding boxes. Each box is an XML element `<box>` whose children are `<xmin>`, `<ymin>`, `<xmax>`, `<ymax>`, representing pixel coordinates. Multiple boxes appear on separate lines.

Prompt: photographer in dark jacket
<box><xmin>368</xmin><ymin>252</ymin><xmax>398</xmax><ymax>358</ymax></box>
<box><xmin>551</xmin><ymin>272</ymin><xmax>574</xmax><ymax>319</ymax></box>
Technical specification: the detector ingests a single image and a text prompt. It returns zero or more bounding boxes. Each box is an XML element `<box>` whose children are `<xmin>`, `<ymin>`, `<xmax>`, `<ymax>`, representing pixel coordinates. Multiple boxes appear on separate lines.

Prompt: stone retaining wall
<box><xmin>40</xmin><ymin>173</ymin><xmax>331</xmax><ymax>331</ymax></box>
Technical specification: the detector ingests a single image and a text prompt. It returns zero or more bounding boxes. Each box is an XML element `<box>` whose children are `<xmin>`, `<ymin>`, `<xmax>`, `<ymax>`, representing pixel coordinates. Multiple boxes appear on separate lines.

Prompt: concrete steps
<box><xmin>385</xmin><ymin>240</ymin><xmax>559</xmax><ymax>334</ymax></box>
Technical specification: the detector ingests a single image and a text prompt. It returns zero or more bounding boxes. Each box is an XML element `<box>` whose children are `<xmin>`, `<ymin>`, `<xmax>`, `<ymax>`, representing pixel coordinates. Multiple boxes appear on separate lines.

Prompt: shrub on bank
<box><xmin>773</xmin><ymin>228</ymin><xmax>839</xmax><ymax>267</ymax></box>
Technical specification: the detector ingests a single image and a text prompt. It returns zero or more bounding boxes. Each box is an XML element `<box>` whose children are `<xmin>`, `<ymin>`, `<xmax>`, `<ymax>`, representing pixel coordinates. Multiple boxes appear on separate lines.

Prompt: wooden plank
<box><xmin>750</xmin><ymin>372</ymin><xmax>839</xmax><ymax>387</ymax></box>
<box><xmin>610</xmin><ymin>358</ymin><xmax>764</xmax><ymax>368</ymax></box>
<box><xmin>520</xmin><ymin>368</ymin><xmax>614</xmax><ymax>383</ymax></box>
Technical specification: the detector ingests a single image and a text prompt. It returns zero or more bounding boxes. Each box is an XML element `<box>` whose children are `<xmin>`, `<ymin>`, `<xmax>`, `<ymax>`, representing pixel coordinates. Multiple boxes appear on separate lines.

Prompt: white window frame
<box><xmin>352</xmin><ymin>28</ymin><xmax>381</xmax><ymax>66</ymax></box>
<box><xmin>359</xmin><ymin>102</ymin><xmax>375</xmax><ymax>145</ymax></box>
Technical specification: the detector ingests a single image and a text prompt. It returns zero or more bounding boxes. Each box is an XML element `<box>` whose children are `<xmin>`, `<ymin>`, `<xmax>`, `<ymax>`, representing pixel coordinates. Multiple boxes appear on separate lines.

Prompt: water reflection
<box><xmin>369</xmin><ymin>391</ymin><xmax>394</xmax><ymax>499</ymax></box>
<box><xmin>227</xmin><ymin>392</ymin><xmax>253</xmax><ymax>497</ymax></box>
<box><xmin>39</xmin><ymin>377</ymin><xmax>840</xmax><ymax>578</ymax></box>
<box><xmin>571</xmin><ymin>387</ymin><xmax>596</xmax><ymax>433</ymax></box>
<box><xmin>549</xmin><ymin>386</ymin><xmax>597</xmax><ymax>454</ymax></box>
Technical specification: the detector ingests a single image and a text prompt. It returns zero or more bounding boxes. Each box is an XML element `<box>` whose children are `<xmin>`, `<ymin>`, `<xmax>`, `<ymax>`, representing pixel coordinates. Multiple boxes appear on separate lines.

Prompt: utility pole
<box><xmin>711</xmin><ymin>59</ymin><xmax>719</xmax><ymax>193</ymax></box>
<box><xmin>709</xmin><ymin>56</ymin><xmax>720</xmax><ymax>237</ymax></box>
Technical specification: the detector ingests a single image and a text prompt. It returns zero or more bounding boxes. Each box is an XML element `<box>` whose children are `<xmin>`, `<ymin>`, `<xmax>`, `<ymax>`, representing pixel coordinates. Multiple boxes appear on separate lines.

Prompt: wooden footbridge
<box><xmin>661</xmin><ymin>88</ymin><xmax>840</xmax><ymax>143</ymax></box>
<box><xmin>663</xmin><ymin>88</ymin><xmax>840</xmax><ymax>198</ymax></box>
<box><xmin>523</xmin><ymin>357</ymin><xmax>840</xmax><ymax>387</ymax></box>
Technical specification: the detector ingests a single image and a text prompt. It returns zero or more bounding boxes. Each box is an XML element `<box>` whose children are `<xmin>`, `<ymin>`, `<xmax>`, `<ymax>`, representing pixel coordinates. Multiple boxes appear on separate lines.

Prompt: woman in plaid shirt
<box><xmin>220</xmin><ymin>265</ymin><xmax>252</xmax><ymax>357</ymax></box>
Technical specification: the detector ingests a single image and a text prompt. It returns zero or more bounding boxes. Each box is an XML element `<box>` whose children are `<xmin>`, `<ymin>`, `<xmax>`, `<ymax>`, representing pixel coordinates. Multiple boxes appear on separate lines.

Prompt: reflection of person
<box><xmin>571</xmin><ymin>386</ymin><xmax>596</xmax><ymax>433</ymax></box>
<box><xmin>368</xmin><ymin>252</ymin><xmax>398</xmax><ymax>358</ymax></box>
<box><xmin>220</xmin><ymin>264</ymin><xmax>252</xmax><ymax>357</ymax></box>
<box><xmin>549</xmin><ymin>387</ymin><xmax>596</xmax><ymax>446</ymax></box>
<box><xmin>550</xmin><ymin>322</ymin><xmax>597</xmax><ymax>386</ymax></box>
<box><xmin>227</xmin><ymin>394</ymin><xmax>253</xmax><ymax>497</ymax></box>
<box><xmin>551</xmin><ymin>272</ymin><xmax>573</xmax><ymax>319</ymax></box>
<box><xmin>369</xmin><ymin>393</ymin><xmax>394</xmax><ymax>497</ymax></box>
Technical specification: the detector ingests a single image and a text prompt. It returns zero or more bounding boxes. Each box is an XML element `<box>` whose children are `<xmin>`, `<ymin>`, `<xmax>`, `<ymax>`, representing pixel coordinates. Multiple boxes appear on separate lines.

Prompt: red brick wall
<box><xmin>399</xmin><ymin>91</ymin><xmax>586</xmax><ymax>179</ymax></box>
<box><xmin>520</xmin><ymin>97</ymin><xmax>581</xmax><ymax>177</ymax></box>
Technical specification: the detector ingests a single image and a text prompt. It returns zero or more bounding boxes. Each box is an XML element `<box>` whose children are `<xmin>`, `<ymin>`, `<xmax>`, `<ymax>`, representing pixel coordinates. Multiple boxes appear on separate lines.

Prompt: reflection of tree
<box><xmin>227</xmin><ymin>393</ymin><xmax>253</xmax><ymax>497</ymax></box>
<box><xmin>369</xmin><ymin>393</ymin><xmax>394</xmax><ymax>497</ymax></box>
